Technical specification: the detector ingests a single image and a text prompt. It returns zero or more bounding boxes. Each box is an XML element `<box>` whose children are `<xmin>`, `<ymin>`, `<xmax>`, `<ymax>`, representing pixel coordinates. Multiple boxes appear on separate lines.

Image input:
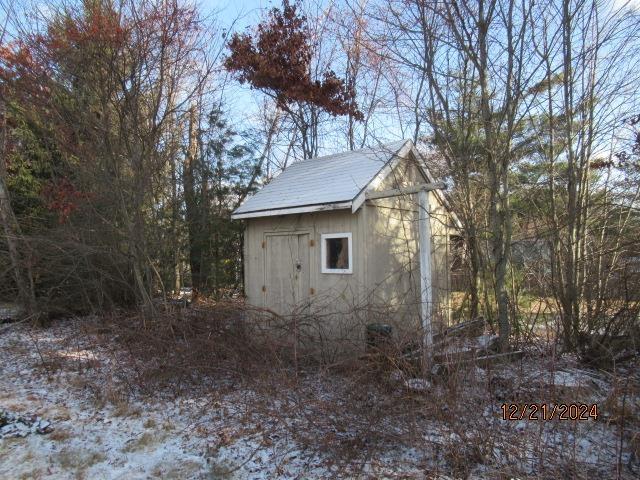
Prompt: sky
<box><xmin>197</xmin><ymin>0</ymin><xmax>379</xmax><ymax>159</ymax></box>
<box><xmin>616</xmin><ymin>0</ymin><xmax>640</xmax><ymax>9</ymax></box>
<box><xmin>202</xmin><ymin>0</ymin><xmax>275</xmax><ymax>35</ymax></box>
<box><xmin>208</xmin><ymin>0</ymin><xmax>640</xmax><ymax>31</ymax></box>
<box><xmin>204</xmin><ymin>0</ymin><xmax>640</xmax><ymax>160</ymax></box>
<box><xmin>3</xmin><ymin>0</ymin><xmax>638</xmax><ymax>160</ymax></box>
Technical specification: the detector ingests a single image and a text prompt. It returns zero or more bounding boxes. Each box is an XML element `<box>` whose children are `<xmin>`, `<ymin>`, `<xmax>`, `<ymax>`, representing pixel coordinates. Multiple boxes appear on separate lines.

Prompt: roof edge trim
<box><xmin>231</xmin><ymin>201</ymin><xmax>352</xmax><ymax>220</ymax></box>
<box><xmin>351</xmin><ymin>140</ymin><xmax>412</xmax><ymax>213</ymax></box>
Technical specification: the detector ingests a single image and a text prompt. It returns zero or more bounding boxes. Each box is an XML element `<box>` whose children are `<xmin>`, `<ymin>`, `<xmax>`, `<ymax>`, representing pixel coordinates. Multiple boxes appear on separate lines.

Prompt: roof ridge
<box><xmin>297</xmin><ymin>139</ymin><xmax>409</xmax><ymax>164</ymax></box>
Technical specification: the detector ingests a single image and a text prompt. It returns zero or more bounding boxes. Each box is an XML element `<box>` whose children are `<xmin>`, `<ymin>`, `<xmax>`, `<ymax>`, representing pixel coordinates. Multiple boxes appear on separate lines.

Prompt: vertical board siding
<box><xmin>242</xmin><ymin>151</ymin><xmax>454</xmax><ymax>348</ymax></box>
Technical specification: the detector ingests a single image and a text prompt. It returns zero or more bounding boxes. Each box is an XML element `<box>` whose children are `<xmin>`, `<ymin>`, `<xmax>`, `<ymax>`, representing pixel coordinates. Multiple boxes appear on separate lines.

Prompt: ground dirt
<box><xmin>0</xmin><ymin>314</ymin><xmax>638</xmax><ymax>479</ymax></box>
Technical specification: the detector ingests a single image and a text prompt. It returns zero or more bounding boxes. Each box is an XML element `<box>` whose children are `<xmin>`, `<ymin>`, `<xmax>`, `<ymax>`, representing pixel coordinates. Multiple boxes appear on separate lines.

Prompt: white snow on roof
<box><xmin>234</xmin><ymin>140</ymin><xmax>409</xmax><ymax>217</ymax></box>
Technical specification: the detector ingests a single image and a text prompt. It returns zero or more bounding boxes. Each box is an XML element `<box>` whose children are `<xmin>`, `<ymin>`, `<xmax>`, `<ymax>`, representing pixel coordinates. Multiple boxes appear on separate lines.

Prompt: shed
<box><xmin>232</xmin><ymin>140</ymin><xmax>458</xmax><ymax>347</ymax></box>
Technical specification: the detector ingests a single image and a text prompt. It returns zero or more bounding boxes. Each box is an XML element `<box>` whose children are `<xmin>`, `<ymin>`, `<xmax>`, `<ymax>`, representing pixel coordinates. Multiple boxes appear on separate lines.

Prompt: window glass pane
<box><xmin>326</xmin><ymin>237</ymin><xmax>349</xmax><ymax>269</ymax></box>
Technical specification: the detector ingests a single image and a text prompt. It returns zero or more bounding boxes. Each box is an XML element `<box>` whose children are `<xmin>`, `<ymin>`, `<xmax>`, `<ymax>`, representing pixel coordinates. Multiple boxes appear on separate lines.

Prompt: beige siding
<box><xmin>244</xmin><ymin>210</ymin><xmax>367</xmax><ymax>313</ymax></box>
<box><xmin>363</xmin><ymin>153</ymin><xmax>451</xmax><ymax>338</ymax></box>
<box><xmin>242</xmin><ymin>152</ymin><xmax>453</xmax><ymax>349</ymax></box>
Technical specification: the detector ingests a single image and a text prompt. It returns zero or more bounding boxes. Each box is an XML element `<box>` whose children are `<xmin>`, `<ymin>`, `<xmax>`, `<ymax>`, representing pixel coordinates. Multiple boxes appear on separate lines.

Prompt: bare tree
<box><xmin>370</xmin><ymin>0</ymin><xmax>545</xmax><ymax>349</ymax></box>
<box><xmin>531</xmin><ymin>0</ymin><xmax>640</xmax><ymax>350</ymax></box>
<box><xmin>0</xmin><ymin>0</ymin><xmax>219</xmax><ymax>316</ymax></box>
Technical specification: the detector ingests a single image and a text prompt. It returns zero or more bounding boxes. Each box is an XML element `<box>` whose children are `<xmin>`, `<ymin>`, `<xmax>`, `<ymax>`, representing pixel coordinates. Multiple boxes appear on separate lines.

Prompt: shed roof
<box><xmin>232</xmin><ymin>140</ymin><xmax>437</xmax><ymax>219</ymax></box>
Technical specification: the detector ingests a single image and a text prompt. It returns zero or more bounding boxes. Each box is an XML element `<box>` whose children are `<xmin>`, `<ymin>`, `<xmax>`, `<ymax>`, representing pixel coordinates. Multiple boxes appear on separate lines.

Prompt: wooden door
<box><xmin>265</xmin><ymin>233</ymin><xmax>310</xmax><ymax>315</ymax></box>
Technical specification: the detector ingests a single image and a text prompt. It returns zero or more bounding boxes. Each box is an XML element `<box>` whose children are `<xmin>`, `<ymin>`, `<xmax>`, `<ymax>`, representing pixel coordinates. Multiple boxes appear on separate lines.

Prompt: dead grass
<box><xmin>7</xmin><ymin>303</ymin><xmax>639</xmax><ymax>479</ymax></box>
<box><xmin>143</xmin><ymin>417</ymin><xmax>156</xmax><ymax>429</ymax></box>
<box><xmin>9</xmin><ymin>449</ymin><xmax>48</xmax><ymax>480</ymax></box>
<box><xmin>122</xmin><ymin>432</ymin><xmax>166</xmax><ymax>453</ymax></box>
<box><xmin>48</xmin><ymin>429</ymin><xmax>72</xmax><ymax>442</ymax></box>
<box><xmin>56</xmin><ymin>447</ymin><xmax>106</xmax><ymax>476</ymax></box>
<box><xmin>151</xmin><ymin>459</ymin><xmax>205</xmax><ymax>479</ymax></box>
<box><xmin>1</xmin><ymin>401</ymin><xmax>28</xmax><ymax>413</ymax></box>
<box><xmin>111</xmin><ymin>401</ymin><xmax>135</xmax><ymax>417</ymax></box>
<box><xmin>88</xmin><ymin>379</ymin><xmax>132</xmax><ymax>412</ymax></box>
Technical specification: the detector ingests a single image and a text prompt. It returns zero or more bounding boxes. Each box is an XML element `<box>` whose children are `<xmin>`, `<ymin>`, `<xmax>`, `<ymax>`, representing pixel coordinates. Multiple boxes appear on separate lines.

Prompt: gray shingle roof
<box><xmin>233</xmin><ymin>140</ymin><xmax>410</xmax><ymax>218</ymax></box>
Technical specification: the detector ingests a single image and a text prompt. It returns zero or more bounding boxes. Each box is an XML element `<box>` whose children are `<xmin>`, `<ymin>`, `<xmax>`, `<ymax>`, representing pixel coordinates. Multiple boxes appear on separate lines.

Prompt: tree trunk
<box><xmin>477</xmin><ymin>0</ymin><xmax>510</xmax><ymax>350</ymax></box>
<box><xmin>184</xmin><ymin>104</ymin><xmax>202</xmax><ymax>298</ymax></box>
<box><xmin>0</xmin><ymin>102</ymin><xmax>39</xmax><ymax>321</ymax></box>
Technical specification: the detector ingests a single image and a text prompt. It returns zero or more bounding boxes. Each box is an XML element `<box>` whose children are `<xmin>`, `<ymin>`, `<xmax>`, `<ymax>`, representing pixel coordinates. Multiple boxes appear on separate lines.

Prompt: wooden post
<box><xmin>418</xmin><ymin>189</ymin><xmax>433</xmax><ymax>370</ymax></box>
<box><xmin>365</xmin><ymin>181</ymin><xmax>444</xmax><ymax>371</ymax></box>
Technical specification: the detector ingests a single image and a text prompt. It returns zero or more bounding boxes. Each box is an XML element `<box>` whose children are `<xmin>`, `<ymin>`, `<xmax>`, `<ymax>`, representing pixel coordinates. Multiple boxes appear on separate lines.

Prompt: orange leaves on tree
<box><xmin>41</xmin><ymin>178</ymin><xmax>91</xmax><ymax>224</ymax></box>
<box><xmin>589</xmin><ymin>159</ymin><xmax>614</xmax><ymax>170</ymax></box>
<box><xmin>224</xmin><ymin>1</ymin><xmax>363</xmax><ymax>120</ymax></box>
<box><xmin>46</xmin><ymin>4</ymin><xmax>127</xmax><ymax>52</ymax></box>
<box><xmin>0</xmin><ymin>41</ymin><xmax>43</xmax><ymax>88</ymax></box>
<box><xmin>0</xmin><ymin>4</ymin><xmax>127</xmax><ymax>90</ymax></box>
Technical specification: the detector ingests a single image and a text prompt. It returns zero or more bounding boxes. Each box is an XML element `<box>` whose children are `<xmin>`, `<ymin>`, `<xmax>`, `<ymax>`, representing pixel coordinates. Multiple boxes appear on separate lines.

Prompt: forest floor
<box><xmin>0</xmin><ymin>313</ymin><xmax>638</xmax><ymax>479</ymax></box>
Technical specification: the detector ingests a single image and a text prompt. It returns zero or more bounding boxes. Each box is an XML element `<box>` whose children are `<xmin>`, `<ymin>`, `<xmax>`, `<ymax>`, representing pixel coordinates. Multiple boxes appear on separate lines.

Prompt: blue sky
<box><xmin>200</xmin><ymin>0</ymin><xmax>374</xmax><ymax>159</ymax></box>
<box><xmin>203</xmin><ymin>0</ymin><xmax>271</xmax><ymax>31</ymax></box>
<box><xmin>5</xmin><ymin>0</ymin><xmax>636</xmax><ymax>160</ymax></box>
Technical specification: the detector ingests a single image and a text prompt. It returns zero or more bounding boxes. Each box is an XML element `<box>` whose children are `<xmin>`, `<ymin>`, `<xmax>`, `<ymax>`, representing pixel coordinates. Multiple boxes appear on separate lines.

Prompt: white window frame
<box><xmin>321</xmin><ymin>232</ymin><xmax>353</xmax><ymax>274</ymax></box>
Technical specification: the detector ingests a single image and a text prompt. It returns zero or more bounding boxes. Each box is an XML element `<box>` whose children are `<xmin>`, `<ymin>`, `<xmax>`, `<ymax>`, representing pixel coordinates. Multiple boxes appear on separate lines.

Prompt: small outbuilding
<box><xmin>232</xmin><ymin>140</ymin><xmax>459</xmax><ymax>347</ymax></box>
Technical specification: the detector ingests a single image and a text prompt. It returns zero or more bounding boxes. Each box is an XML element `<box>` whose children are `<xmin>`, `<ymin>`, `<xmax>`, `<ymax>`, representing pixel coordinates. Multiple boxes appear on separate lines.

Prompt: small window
<box><xmin>321</xmin><ymin>233</ymin><xmax>353</xmax><ymax>274</ymax></box>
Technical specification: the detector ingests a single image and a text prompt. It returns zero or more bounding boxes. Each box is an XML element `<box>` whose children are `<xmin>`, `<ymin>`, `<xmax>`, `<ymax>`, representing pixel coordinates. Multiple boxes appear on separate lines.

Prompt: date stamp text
<box><xmin>501</xmin><ymin>403</ymin><xmax>598</xmax><ymax>421</ymax></box>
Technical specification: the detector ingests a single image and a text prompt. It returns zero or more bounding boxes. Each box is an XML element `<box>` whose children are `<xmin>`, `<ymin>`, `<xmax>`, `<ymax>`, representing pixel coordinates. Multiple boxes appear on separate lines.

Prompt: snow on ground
<box><xmin>1</xmin><ymin>349</ymin><xmax>206</xmax><ymax>477</ymax></box>
<box><xmin>0</xmin><ymin>320</ymin><xmax>333</xmax><ymax>479</ymax></box>
<box><xmin>0</xmin><ymin>318</ymin><xmax>638</xmax><ymax>479</ymax></box>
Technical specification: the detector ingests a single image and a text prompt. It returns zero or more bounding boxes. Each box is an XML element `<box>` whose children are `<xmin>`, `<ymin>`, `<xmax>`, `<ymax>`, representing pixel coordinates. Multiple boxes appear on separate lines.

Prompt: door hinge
<box><xmin>309</xmin><ymin>288</ymin><xmax>315</xmax><ymax>295</ymax></box>
<box><xmin>262</xmin><ymin>285</ymin><xmax>266</xmax><ymax>292</ymax></box>
<box><xmin>261</xmin><ymin>240</ymin><xmax>266</xmax><ymax>249</ymax></box>
<box><xmin>309</xmin><ymin>239</ymin><xmax>315</xmax><ymax>247</ymax></box>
